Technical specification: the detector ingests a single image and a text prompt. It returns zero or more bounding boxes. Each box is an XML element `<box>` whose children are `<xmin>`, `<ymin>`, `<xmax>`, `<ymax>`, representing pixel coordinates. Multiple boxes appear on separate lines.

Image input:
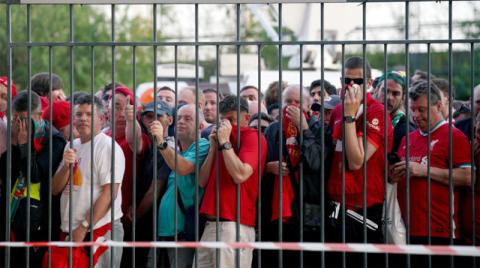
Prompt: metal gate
<box><xmin>1</xmin><ymin>0</ymin><xmax>480</xmax><ymax>268</ymax></box>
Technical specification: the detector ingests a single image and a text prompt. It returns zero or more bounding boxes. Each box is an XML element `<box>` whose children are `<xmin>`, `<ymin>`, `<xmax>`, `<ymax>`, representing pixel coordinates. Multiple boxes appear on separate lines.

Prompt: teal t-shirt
<box><xmin>158</xmin><ymin>138</ymin><xmax>209</xmax><ymax>237</ymax></box>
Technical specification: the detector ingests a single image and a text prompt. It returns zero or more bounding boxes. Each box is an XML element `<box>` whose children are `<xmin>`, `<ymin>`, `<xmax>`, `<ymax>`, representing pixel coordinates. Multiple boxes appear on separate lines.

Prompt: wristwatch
<box><xmin>157</xmin><ymin>141</ymin><xmax>168</xmax><ymax>150</ymax></box>
<box><xmin>219</xmin><ymin>142</ymin><xmax>233</xmax><ymax>151</ymax></box>
<box><xmin>81</xmin><ymin>220</ymin><xmax>90</xmax><ymax>229</ymax></box>
<box><xmin>344</xmin><ymin>116</ymin><xmax>356</xmax><ymax>123</ymax></box>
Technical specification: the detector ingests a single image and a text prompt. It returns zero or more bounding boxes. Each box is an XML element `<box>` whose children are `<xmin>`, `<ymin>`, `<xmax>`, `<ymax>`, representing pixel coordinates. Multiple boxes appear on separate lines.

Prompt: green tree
<box><xmin>0</xmin><ymin>4</ymin><xmax>171</xmax><ymax>93</ymax></box>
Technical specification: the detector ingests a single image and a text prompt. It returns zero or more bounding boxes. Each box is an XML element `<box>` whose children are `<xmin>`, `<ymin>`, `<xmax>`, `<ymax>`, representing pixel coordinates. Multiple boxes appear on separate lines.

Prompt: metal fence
<box><xmin>1</xmin><ymin>0</ymin><xmax>480</xmax><ymax>268</ymax></box>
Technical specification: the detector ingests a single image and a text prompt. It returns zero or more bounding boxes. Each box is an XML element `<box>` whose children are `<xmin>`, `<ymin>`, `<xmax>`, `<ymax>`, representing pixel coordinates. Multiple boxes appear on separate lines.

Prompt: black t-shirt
<box><xmin>137</xmin><ymin>137</ymin><xmax>172</xmax><ymax>202</ymax></box>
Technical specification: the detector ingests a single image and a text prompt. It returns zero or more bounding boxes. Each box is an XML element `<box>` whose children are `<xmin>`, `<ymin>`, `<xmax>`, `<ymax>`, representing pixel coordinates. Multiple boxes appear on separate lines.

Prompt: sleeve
<box><xmin>264</xmin><ymin>123</ymin><xmax>279</xmax><ymax>163</ymax></box>
<box><xmin>182</xmin><ymin>139</ymin><xmax>210</xmax><ymax>166</ymax></box>
<box><xmin>140</xmin><ymin>133</ymin><xmax>151</xmax><ymax>156</ymax></box>
<box><xmin>55</xmin><ymin>141</ymin><xmax>70</xmax><ymax>173</ymax></box>
<box><xmin>97</xmin><ymin>139</ymin><xmax>125</xmax><ymax>186</ymax></box>
<box><xmin>300</xmin><ymin>121</ymin><xmax>331</xmax><ymax>172</ymax></box>
<box><xmin>365</xmin><ymin>105</ymin><xmax>388</xmax><ymax>149</ymax></box>
<box><xmin>452</xmin><ymin>129</ymin><xmax>472</xmax><ymax>168</ymax></box>
<box><xmin>238</xmin><ymin>131</ymin><xmax>261</xmax><ymax>173</ymax></box>
<box><xmin>19</xmin><ymin>136</ymin><xmax>66</xmax><ymax>184</ymax></box>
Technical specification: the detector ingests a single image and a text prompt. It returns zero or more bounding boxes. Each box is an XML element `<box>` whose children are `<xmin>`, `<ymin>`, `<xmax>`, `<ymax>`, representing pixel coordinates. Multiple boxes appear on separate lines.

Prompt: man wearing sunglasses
<box><xmin>326</xmin><ymin>56</ymin><xmax>393</xmax><ymax>267</ymax></box>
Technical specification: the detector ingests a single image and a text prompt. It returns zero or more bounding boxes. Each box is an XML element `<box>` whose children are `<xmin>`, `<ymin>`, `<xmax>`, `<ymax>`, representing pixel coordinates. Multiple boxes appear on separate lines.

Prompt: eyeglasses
<box><xmin>343</xmin><ymin>77</ymin><xmax>364</xmax><ymax>85</ymax></box>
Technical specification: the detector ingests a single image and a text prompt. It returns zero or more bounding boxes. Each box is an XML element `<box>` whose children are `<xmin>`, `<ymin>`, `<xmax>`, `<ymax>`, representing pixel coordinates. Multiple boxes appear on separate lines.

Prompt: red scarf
<box><xmin>271</xmin><ymin>107</ymin><xmax>306</xmax><ymax>222</ymax></box>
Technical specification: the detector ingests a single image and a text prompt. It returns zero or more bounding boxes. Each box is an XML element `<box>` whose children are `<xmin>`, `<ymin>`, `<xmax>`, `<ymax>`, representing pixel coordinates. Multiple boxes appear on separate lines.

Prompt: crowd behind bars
<box><xmin>0</xmin><ymin>56</ymin><xmax>478</xmax><ymax>268</ymax></box>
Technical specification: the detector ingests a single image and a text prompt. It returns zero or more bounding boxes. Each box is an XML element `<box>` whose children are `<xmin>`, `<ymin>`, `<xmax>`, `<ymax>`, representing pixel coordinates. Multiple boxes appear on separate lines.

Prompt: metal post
<box><xmin>152</xmin><ymin>4</ymin><xmax>158</xmax><ymax>268</ymax></box>
<box><xmin>194</xmin><ymin>4</ymin><xmax>200</xmax><ymax>268</ymax></box>
<box><xmin>361</xmin><ymin>3</ymin><xmax>368</xmax><ymax>267</ymax></box>
<box><xmin>235</xmin><ymin>3</ymin><xmax>242</xmax><ymax>268</ymax></box>
<box><xmin>382</xmin><ymin>43</ymin><xmax>388</xmax><ymax>268</ymax></box>
<box><xmin>68</xmin><ymin>4</ymin><xmax>74</xmax><ymax>268</ymax></box>
<box><xmin>277</xmin><ymin>4</ymin><xmax>283</xmax><ymax>267</ymax></box>
<box><xmin>404</xmin><ymin>4</ymin><xmax>411</xmax><ymax>268</ymax></box>
<box><xmin>319</xmin><ymin>4</ymin><xmax>326</xmax><ymax>268</ymax></box>
<box><xmin>4</xmin><ymin>2</ymin><xmax>12</xmax><ymax>266</ymax></box>
<box><xmin>89</xmin><ymin>45</ymin><xmax>95</xmax><ymax>268</ymax></box>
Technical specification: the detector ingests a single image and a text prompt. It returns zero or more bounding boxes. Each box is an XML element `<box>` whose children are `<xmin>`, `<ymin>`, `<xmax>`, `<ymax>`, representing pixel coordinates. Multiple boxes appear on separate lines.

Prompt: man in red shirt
<box><xmin>198</xmin><ymin>95</ymin><xmax>267</xmax><ymax>268</ymax></box>
<box><xmin>105</xmin><ymin>86</ymin><xmax>151</xmax><ymax>266</ymax></box>
<box><xmin>390</xmin><ymin>80</ymin><xmax>471</xmax><ymax>267</ymax></box>
<box><xmin>326</xmin><ymin>57</ymin><xmax>392</xmax><ymax>267</ymax></box>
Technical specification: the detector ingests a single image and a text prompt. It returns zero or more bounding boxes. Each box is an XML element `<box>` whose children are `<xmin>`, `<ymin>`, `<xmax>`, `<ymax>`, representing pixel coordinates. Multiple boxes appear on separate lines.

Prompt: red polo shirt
<box><xmin>327</xmin><ymin>93</ymin><xmax>393</xmax><ymax>210</ymax></box>
<box><xmin>397</xmin><ymin>122</ymin><xmax>471</xmax><ymax>238</ymax></box>
<box><xmin>200</xmin><ymin>126</ymin><xmax>267</xmax><ymax>227</ymax></box>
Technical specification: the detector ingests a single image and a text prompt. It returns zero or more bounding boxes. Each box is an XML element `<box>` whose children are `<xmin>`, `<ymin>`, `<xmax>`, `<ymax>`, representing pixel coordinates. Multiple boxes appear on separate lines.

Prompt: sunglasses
<box><xmin>343</xmin><ymin>77</ymin><xmax>364</xmax><ymax>85</ymax></box>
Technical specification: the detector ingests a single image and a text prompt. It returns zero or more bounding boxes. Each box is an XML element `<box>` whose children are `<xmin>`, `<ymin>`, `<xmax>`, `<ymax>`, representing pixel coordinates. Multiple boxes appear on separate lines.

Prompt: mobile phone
<box><xmin>387</xmin><ymin>153</ymin><xmax>401</xmax><ymax>165</ymax></box>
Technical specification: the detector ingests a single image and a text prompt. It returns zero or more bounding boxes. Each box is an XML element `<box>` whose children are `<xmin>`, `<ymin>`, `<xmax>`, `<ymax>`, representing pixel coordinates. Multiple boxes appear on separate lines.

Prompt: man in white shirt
<box><xmin>53</xmin><ymin>94</ymin><xmax>125</xmax><ymax>268</ymax></box>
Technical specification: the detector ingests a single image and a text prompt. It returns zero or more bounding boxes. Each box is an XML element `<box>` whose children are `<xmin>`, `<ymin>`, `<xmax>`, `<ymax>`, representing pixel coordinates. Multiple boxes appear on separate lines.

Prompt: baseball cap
<box><xmin>142</xmin><ymin>100</ymin><xmax>172</xmax><ymax>116</ymax></box>
<box><xmin>42</xmin><ymin>100</ymin><xmax>71</xmax><ymax>129</ymax></box>
<box><xmin>323</xmin><ymin>95</ymin><xmax>340</xmax><ymax>110</ymax></box>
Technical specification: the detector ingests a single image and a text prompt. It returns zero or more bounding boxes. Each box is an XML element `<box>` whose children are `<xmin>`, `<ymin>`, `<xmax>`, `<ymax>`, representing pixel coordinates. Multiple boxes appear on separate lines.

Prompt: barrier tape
<box><xmin>0</xmin><ymin>241</ymin><xmax>479</xmax><ymax>256</ymax></box>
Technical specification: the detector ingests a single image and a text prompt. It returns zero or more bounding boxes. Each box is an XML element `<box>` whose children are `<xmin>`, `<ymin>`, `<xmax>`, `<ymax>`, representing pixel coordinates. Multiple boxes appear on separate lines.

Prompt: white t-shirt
<box><xmin>59</xmin><ymin>132</ymin><xmax>125</xmax><ymax>232</ymax></box>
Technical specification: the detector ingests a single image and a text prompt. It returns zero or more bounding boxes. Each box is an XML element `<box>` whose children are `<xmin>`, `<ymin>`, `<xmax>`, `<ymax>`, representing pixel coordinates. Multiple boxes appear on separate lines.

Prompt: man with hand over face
<box><xmin>1</xmin><ymin>90</ymin><xmax>66</xmax><ymax>267</ymax></box>
<box><xmin>261</xmin><ymin>85</ymin><xmax>331</xmax><ymax>267</ymax></box>
<box><xmin>326</xmin><ymin>57</ymin><xmax>392</xmax><ymax>267</ymax></box>
<box><xmin>197</xmin><ymin>96</ymin><xmax>267</xmax><ymax>268</ymax></box>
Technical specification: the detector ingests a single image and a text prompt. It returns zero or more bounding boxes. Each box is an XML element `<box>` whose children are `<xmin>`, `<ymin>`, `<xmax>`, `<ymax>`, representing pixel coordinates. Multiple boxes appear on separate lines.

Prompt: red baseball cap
<box><xmin>43</xmin><ymin>100</ymin><xmax>71</xmax><ymax>129</ymax></box>
<box><xmin>114</xmin><ymin>86</ymin><xmax>134</xmax><ymax>105</ymax></box>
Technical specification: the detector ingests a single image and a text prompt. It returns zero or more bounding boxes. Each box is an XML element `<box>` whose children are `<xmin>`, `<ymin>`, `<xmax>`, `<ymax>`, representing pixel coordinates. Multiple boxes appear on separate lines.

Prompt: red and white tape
<box><xmin>0</xmin><ymin>241</ymin><xmax>479</xmax><ymax>256</ymax></box>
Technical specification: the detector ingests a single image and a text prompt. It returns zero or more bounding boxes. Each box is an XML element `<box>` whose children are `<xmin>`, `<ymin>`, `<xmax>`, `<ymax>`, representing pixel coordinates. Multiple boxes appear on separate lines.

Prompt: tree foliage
<box><xmin>0</xmin><ymin>5</ymin><xmax>171</xmax><ymax>93</ymax></box>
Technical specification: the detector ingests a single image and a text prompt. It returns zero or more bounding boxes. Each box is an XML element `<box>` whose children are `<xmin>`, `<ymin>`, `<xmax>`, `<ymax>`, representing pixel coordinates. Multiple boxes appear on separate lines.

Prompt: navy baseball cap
<box><xmin>323</xmin><ymin>95</ymin><xmax>340</xmax><ymax>110</ymax></box>
<box><xmin>142</xmin><ymin>100</ymin><xmax>173</xmax><ymax>116</ymax></box>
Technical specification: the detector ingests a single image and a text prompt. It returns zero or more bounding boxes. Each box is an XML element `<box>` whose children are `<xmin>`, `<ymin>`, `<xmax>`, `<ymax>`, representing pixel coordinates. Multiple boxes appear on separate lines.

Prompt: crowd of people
<box><xmin>0</xmin><ymin>56</ymin><xmax>478</xmax><ymax>268</ymax></box>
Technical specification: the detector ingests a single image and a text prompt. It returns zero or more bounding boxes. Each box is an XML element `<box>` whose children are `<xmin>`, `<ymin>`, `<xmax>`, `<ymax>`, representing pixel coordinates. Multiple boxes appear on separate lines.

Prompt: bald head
<box><xmin>179</xmin><ymin>87</ymin><xmax>205</xmax><ymax>111</ymax></box>
<box><xmin>282</xmin><ymin>85</ymin><xmax>311</xmax><ymax>112</ymax></box>
<box><xmin>176</xmin><ymin>104</ymin><xmax>202</xmax><ymax>141</ymax></box>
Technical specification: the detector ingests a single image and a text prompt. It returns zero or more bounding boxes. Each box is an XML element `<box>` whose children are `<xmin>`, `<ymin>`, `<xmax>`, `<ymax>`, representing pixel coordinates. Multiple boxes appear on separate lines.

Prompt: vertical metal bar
<box><xmin>235</xmin><ymin>4</ymin><xmax>241</xmax><ymax>268</ymax></box>
<box><xmin>152</xmin><ymin>4</ymin><xmax>158</xmax><ymax>268</ymax></box>
<box><xmin>426</xmin><ymin>44</ymin><xmax>432</xmax><ymax>268</ymax></box>
<box><xmin>319</xmin><ymin>4</ymin><xmax>326</xmax><ymax>268</ymax></box>
<box><xmin>110</xmin><ymin>4</ymin><xmax>116</xmax><ymax>267</ymax></box>
<box><xmin>341</xmin><ymin>44</ymin><xmax>346</xmax><ymax>268</ymax></box>
<box><xmin>89</xmin><ymin>45</ymin><xmax>95</xmax><ymax>268</ymax></box>
<box><xmin>47</xmin><ymin>46</ymin><xmax>53</xmax><ymax>268</ymax></box>
<box><xmin>68</xmin><ymin>4</ymin><xmax>74</xmax><ymax>268</ymax></box>
<box><xmin>4</xmin><ymin>2</ymin><xmax>12</xmax><ymax>266</ymax></box>
<box><xmin>194</xmin><ymin>4</ymin><xmax>200</xmax><ymax>268</ymax></box>
<box><xmin>256</xmin><ymin>44</ymin><xmax>262</xmax><ymax>268</ymax></box>
<box><xmin>173</xmin><ymin>44</ymin><xmax>179</xmax><ymax>267</ymax></box>
<box><xmin>447</xmin><ymin>2</ymin><xmax>454</xmax><ymax>268</ymax></box>
<box><xmin>470</xmin><ymin>42</ymin><xmax>476</xmax><ymax>268</ymax></box>
<box><xmin>26</xmin><ymin>5</ymin><xmax>32</xmax><ymax>267</ymax></box>
<box><xmin>382</xmin><ymin>43</ymin><xmax>388</xmax><ymax>268</ymax></box>
<box><xmin>131</xmin><ymin>45</ymin><xmax>137</xmax><ymax>268</ymax></box>
<box><xmin>277</xmin><ymin>4</ymin><xmax>283</xmax><ymax>267</ymax></box>
<box><xmin>299</xmin><ymin>43</ymin><xmax>304</xmax><ymax>268</ymax></box>
<box><xmin>404</xmin><ymin>2</ymin><xmax>411</xmax><ymax>268</ymax></box>
<box><xmin>215</xmin><ymin>44</ymin><xmax>221</xmax><ymax>267</ymax></box>
<box><xmin>361</xmin><ymin>3</ymin><xmax>368</xmax><ymax>267</ymax></box>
